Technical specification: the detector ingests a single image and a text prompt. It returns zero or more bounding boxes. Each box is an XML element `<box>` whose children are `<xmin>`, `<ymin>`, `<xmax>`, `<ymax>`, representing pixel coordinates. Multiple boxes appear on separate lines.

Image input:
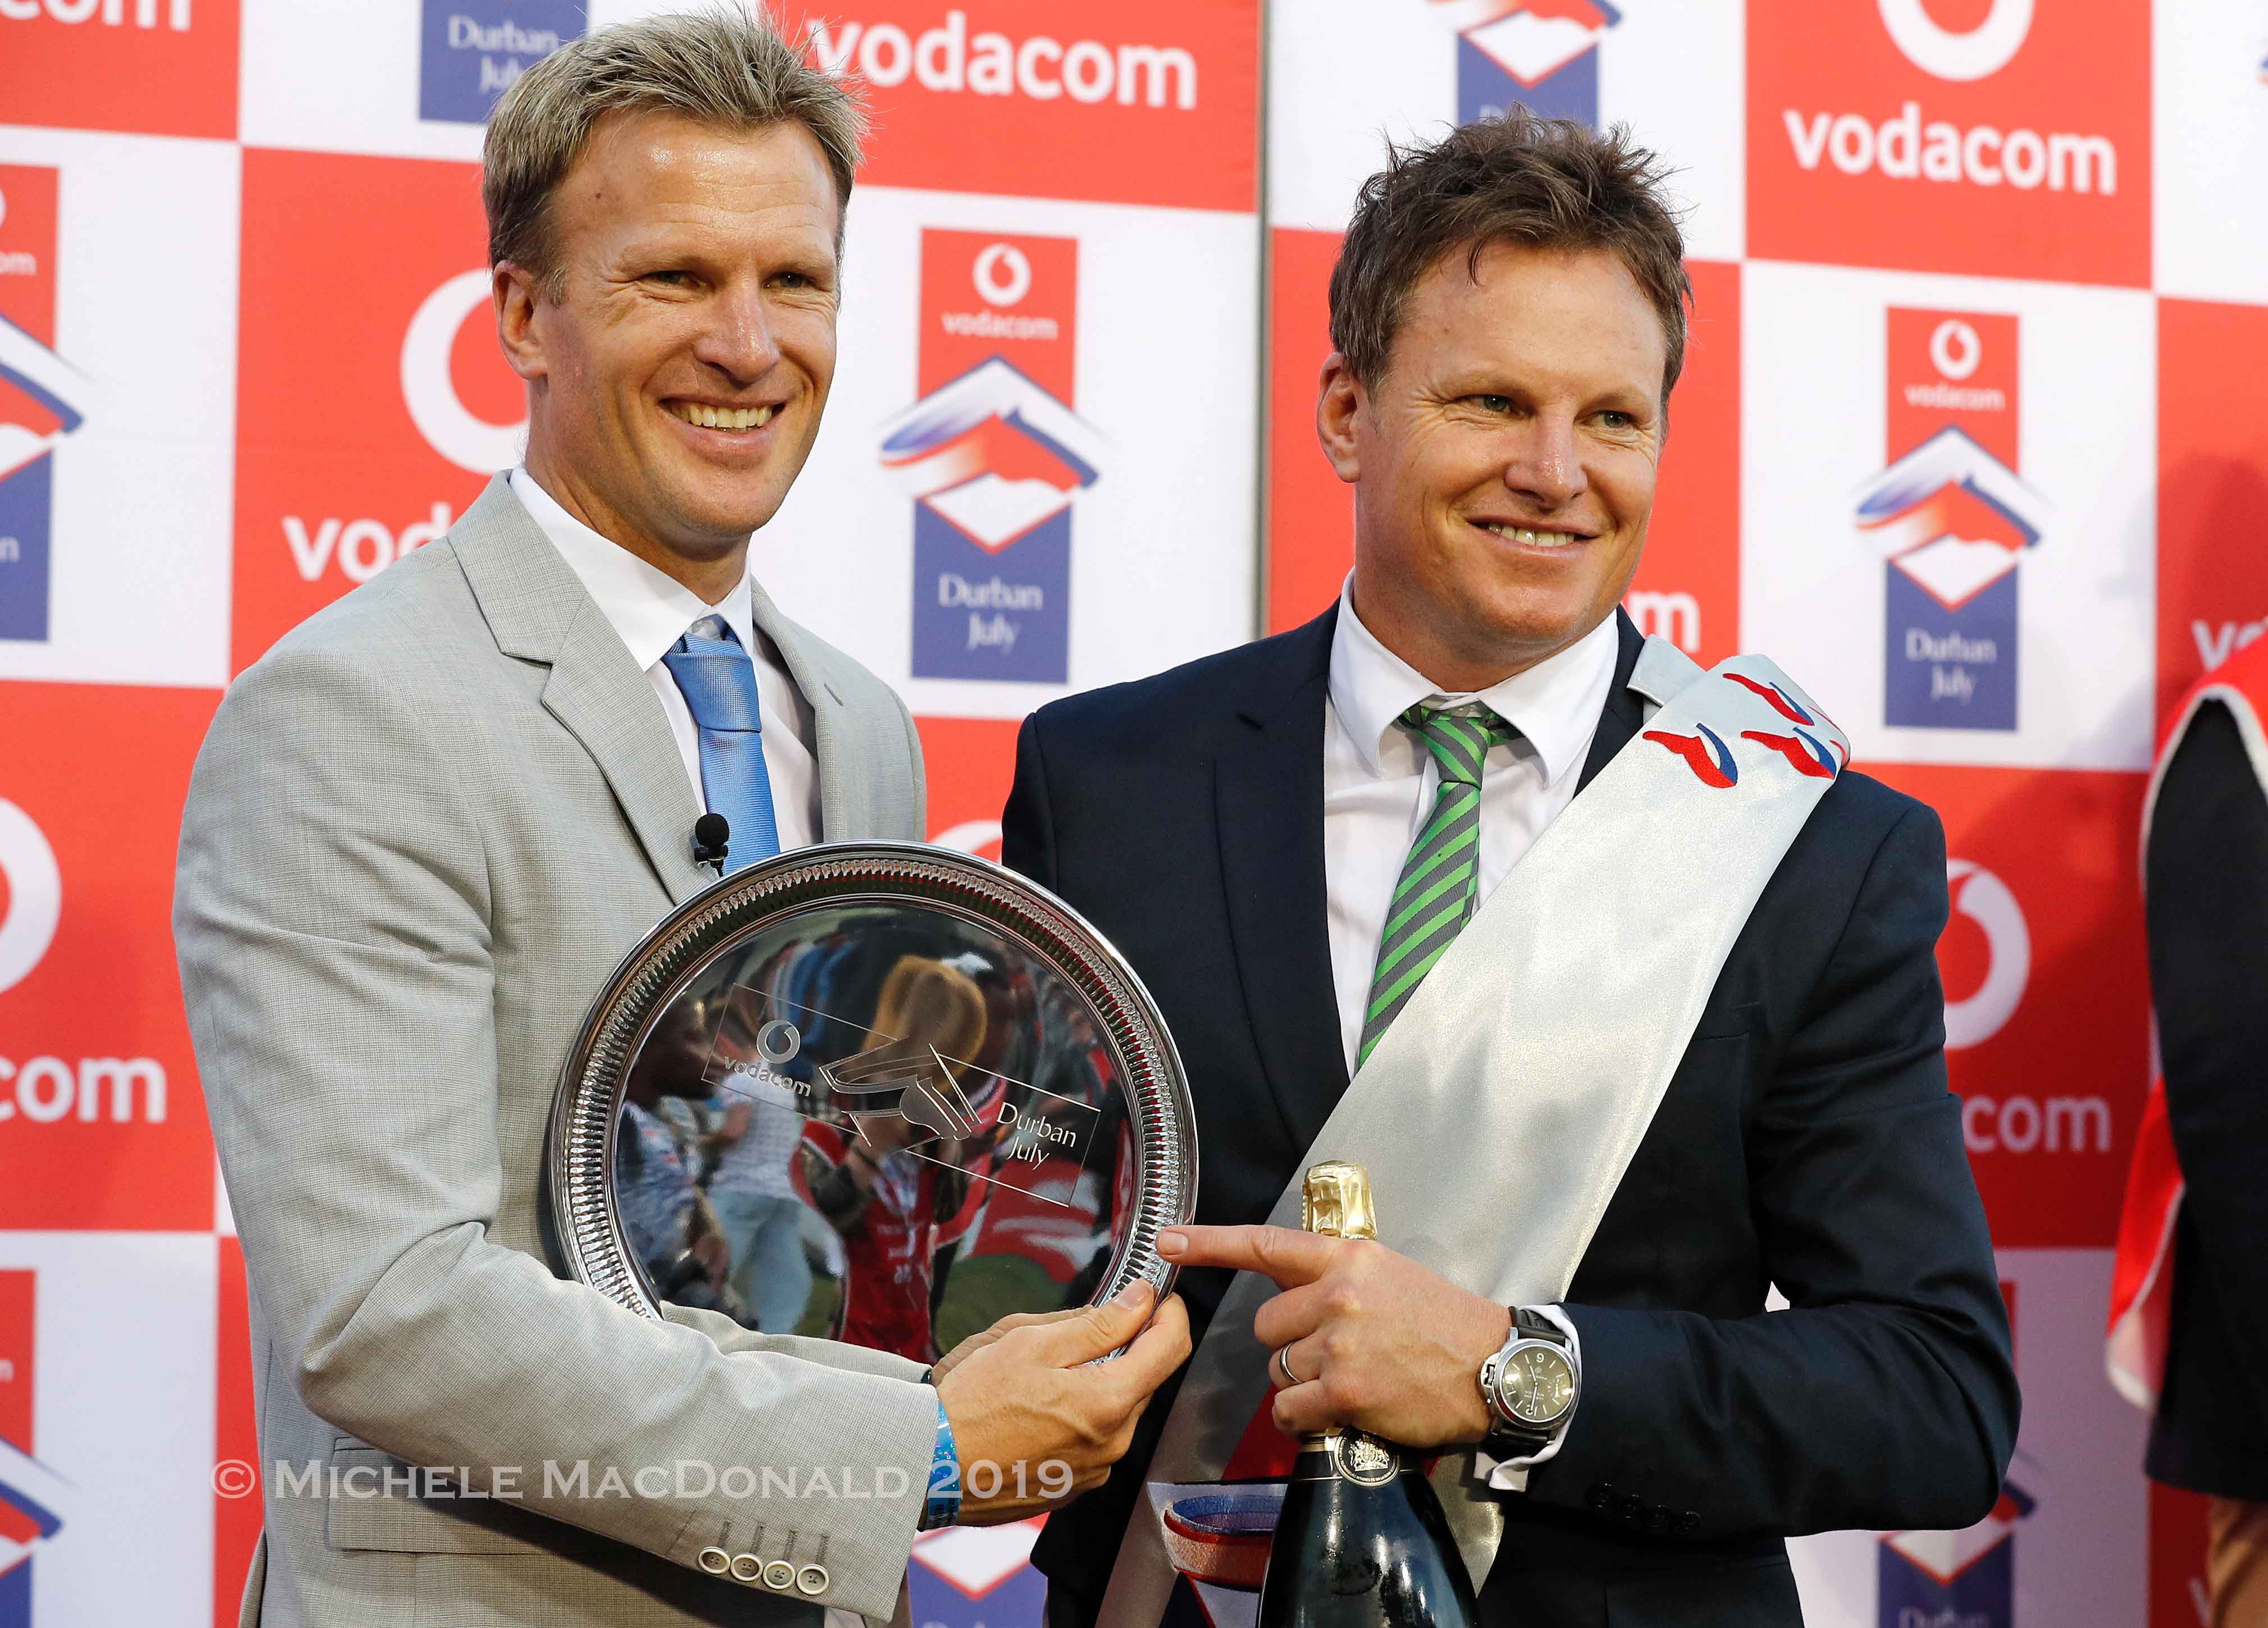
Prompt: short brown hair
<box><xmin>483</xmin><ymin>8</ymin><xmax>865</xmax><ymax>300</ymax></box>
<box><xmin>1328</xmin><ymin>109</ymin><xmax>1691</xmax><ymax>401</ymax></box>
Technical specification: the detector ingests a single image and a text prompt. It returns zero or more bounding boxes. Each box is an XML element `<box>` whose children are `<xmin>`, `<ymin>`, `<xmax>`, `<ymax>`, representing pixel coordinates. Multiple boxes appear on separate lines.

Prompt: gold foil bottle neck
<box><xmin>1302</xmin><ymin>1160</ymin><xmax>1377</xmax><ymax>1240</ymax></box>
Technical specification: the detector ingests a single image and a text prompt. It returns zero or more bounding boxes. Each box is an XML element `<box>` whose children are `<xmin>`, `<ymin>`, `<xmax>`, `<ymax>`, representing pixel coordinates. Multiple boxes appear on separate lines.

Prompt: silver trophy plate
<box><xmin>546</xmin><ymin>842</ymin><xmax>1196</xmax><ymax>1363</ymax></box>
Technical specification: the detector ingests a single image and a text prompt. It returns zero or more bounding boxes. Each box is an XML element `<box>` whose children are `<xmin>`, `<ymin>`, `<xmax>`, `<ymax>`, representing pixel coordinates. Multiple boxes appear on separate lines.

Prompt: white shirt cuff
<box><xmin>1475</xmin><ymin>1304</ymin><xmax>1582</xmax><ymax>1493</ymax></box>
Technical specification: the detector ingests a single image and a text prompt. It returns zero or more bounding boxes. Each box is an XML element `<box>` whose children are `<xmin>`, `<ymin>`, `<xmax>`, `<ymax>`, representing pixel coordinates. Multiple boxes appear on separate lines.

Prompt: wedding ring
<box><xmin>1274</xmin><ymin>1344</ymin><xmax>1305</xmax><ymax>1387</ymax></box>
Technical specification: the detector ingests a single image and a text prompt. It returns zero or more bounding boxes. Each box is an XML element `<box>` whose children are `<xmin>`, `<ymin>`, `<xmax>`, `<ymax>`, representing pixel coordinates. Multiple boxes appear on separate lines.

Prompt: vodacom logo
<box><xmin>1878</xmin><ymin>0</ymin><xmax>2032</xmax><ymax>83</ymax></box>
<box><xmin>0</xmin><ymin>799</ymin><xmax>61</xmax><ymax>995</ymax></box>
<box><xmin>1943</xmin><ymin>859</ymin><xmax>2029</xmax><ymax>1048</ymax></box>
<box><xmin>972</xmin><ymin>243</ymin><xmax>1032</xmax><ymax>308</ymax></box>
<box><xmin>400</xmin><ymin>269</ymin><xmax>526</xmax><ymax>474</ymax></box>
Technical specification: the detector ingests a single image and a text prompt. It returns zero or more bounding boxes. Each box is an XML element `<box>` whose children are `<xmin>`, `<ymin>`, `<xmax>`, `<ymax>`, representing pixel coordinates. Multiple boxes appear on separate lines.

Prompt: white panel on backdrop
<box><xmin>2152</xmin><ymin>0</ymin><xmax>2268</xmax><ymax>304</ymax></box>
<box><xmin>0</xmin><ymin>1231</ymin><xmax>217</xmax><ymax>1628</ymax></box>
<box><xmin>752</xmin><ymin>184</ymin><xmax>1261</xmax><ymax>721</ymax></box>
<box><xmin>1789</xmin><ymin>1249</ymin><xmax>2148</xmax><ymax>1628</ymax></box>
<box><xmin>1741</xmin><ymin>259</ymin><xmax>2156</xmax><ymax>771</ymax></box>
<box><xmin>1266</xmin><ymin>0</ymin><xmax>1455</xmax><ymax>231</ymax></box>
<box><xmin>241</xmin><ymin>0</ymin><xmax>549</xmax><ymax>161</ymax></box>
<box><xmin>0</xmin><ymin>127</ymin><xmax>235</xmax><ymax>689</ymax></box>
<box><xmin>1266</xmin><ymin>0</ymin><xmax>1742</xmax><ymax>259</ymax></box>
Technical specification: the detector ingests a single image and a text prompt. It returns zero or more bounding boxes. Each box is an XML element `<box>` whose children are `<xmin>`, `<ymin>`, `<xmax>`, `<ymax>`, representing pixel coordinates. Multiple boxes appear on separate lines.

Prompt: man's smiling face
<box><xmin>508</xmin><ymin>109</ymin><xmax>842</xmax><ymax>587</ymax></box>
<box><xmin>1328</xmin><ymin>241</ymin><xmax>1668</xmax><ymax>690</ymax></box>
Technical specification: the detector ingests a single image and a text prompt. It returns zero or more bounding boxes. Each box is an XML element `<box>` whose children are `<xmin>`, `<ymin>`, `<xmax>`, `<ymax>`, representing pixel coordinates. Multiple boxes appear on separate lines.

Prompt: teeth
<box><xmin>670</xmin><ymin>403</ymin><xmax>777</xmax><ymax>431</ymax></box>
<box><xmin>1483</xmin><ymin>522</ymin><xmax>1582</xmax><ymax>548</ymax></box>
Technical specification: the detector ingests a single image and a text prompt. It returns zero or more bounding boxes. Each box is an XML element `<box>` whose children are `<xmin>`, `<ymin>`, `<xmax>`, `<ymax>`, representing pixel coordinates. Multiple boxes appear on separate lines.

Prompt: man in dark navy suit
<box><xmin>1005</xmin><ymin>113</ymin><xmax>2018</xmax><ymax>1627</ymax></box>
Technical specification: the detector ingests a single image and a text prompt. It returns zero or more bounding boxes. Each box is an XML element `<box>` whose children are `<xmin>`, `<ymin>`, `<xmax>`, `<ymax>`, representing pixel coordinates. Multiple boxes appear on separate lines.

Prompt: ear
<box><xmin>1315</xmin><ymin>351</ymin><xmax>1365</xmax><ymax>486</ymax></box>
<box><xmin>494</xmin><ymin>262</ymin><xmax>547</xmax><ymax>383</ymax></box>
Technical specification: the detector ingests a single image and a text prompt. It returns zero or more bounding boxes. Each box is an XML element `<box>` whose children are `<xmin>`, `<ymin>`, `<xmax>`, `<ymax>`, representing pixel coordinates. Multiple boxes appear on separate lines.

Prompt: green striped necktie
<box><xmin>1357</xmin><ymin>704</ymin><xmax>1520</xmax><ymax>1068</ymax></box>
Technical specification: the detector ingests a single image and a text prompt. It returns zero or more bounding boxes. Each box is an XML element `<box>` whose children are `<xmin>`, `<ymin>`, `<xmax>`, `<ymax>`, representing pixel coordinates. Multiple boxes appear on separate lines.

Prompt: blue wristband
<box><xmin>919</xmin><ymin>1392</ymin><xmax>961</xmax><ymax>1530</ymax></box>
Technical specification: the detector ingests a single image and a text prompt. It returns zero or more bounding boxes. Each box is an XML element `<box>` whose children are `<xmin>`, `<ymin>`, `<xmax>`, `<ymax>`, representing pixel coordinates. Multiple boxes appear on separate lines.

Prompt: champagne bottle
<box><xmin>1256</xmin><ymin>1161</ymin><xmax>1482</xmax><ymax>1628</ymax></box>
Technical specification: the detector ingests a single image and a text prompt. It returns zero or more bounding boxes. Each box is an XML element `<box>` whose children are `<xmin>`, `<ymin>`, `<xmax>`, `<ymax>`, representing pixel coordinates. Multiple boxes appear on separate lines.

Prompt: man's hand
<box><xmin>936</xmin><ymin>1282</ymin><xmax>1191</xmax><ymax>1525</ymax></box>
<box><xmin>1159</xmin><ymin>1224</ymin><xmax>1508</xmax><ymax>1448</ymax></box>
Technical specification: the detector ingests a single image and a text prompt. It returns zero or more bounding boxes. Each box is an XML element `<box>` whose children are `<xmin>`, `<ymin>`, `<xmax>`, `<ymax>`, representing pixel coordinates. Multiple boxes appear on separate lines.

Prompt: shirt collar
<box><xmin>1327</xmin><ymin>579</ymin><xmax>1621</xmax><ymax>788</ymax></box>
<box><xmin>508</xmin><ymin>467</ymin><xmax>755</xmax><ymax>669</ymax></box>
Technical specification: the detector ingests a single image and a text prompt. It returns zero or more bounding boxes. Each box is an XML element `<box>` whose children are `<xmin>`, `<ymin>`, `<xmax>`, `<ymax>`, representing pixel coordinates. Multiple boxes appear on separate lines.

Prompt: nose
<box><xmin>1501</xmin><ymin>413</ymin><xmax>1587</xmax><ymax>510</ymax></box>
<box><xmin>693</xmin><ymin>280</ymin><xmax>783</xmax><ymax>385</ymax></box>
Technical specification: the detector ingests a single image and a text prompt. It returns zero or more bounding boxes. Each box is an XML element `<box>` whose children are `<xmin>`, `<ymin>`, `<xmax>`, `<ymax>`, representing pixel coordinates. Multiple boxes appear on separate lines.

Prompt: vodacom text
<box><xmin>0</xmin><ymin>0</ymin><xmax>186</xmax><ymax>25</ymax></box>
<box><xmin>1783</xmin><ymin>103</ymin><xmax>2115</xmax><ymax>195</ymax></box>
<box><xmin>810</xmin><ymin>11</ymin><xmax>1197</xmax><ymax>111</ymax></box>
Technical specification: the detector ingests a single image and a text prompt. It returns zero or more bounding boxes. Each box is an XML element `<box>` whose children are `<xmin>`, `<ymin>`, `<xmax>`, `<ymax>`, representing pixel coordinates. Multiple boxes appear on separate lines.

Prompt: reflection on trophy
<box><xmin>549</xmin><ymin>844</ymin><xmax>1197</xmax><ymax>1373</ymax></box>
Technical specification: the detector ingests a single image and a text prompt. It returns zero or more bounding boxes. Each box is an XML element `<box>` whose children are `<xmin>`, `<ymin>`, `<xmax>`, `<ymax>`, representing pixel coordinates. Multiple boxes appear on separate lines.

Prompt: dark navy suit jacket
<box><xmin>1004</xmin><ymin>606</ymin><xmax>2019</xmax><ymax>1628</ymax></box>
<box><xmin>2144</xmin><ymin>700</ymin><xmax>2268</xmax><ymax>1501</ymax></box>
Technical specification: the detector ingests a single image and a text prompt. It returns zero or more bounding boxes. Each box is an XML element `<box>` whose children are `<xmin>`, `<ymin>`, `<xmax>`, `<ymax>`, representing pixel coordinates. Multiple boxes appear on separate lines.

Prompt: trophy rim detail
<box><xmin>545</xmin><ymin>840</ymin><xmax>1198</xmax><ymax>1332</ymax></box>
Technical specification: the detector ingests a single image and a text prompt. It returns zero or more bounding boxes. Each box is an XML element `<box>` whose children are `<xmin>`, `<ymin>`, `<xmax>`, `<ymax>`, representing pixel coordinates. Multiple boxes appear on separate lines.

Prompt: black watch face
<box><xmin>1507</xmin><ymin>1345</ymin><xmax>1576</xmax><ymax>1424</ymax></box>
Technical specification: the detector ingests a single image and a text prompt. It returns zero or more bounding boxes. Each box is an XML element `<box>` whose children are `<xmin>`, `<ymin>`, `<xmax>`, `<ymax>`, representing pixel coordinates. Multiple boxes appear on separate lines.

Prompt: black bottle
<box><xmin>1255</xmin><ymin>1162</ymin><xmax>1482</xmax><ymax>1628</ymax></box>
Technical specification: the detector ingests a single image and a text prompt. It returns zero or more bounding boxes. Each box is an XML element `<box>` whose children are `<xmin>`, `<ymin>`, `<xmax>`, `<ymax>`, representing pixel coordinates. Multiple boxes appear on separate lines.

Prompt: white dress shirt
<box><xmin>1322</xmin><ymin>580</ymin><xmax>1618</xmax><ymax>1483</ymax></box>
<box><xmin>508</xmin><ymin>468</ymin><xmax>821</xmax><ymax>852</ymax></box>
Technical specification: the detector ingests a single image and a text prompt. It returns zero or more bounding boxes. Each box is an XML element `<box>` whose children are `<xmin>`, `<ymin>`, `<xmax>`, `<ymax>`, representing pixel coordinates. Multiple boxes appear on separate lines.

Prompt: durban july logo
<box><xmin>882</xmin><ymin>231</ymin><xmax>1102</xmax><ymax>684</ymax></box>
<box><xmin>0</xmin><ymin>167</ymin><xmax>91</xmax><ymax>644</ymax></box>
<box><xmin>1856</xmin><ymin>311</ymin><xmax>2046</xmax><ymax>731</ymax></box>
<box><xmin>1426</xmin><ymin>0</ymin><xmax>1621</xmax><ymax>126</ymax></box>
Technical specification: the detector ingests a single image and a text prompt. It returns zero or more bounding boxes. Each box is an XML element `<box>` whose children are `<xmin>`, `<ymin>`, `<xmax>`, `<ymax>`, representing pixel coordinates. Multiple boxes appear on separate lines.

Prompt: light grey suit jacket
<box><xmin>176</xmin><ymin>476</ymin><xmax>942</xmax><ymax>1627</ymax></box>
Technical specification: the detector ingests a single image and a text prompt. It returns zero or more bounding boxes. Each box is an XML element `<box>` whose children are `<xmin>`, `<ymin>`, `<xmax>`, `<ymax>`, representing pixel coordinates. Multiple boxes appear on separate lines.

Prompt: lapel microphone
<box><xmin>692</xmin><ymin>812</ymin><xmax>731</xmax><ymax>869</ymax></box>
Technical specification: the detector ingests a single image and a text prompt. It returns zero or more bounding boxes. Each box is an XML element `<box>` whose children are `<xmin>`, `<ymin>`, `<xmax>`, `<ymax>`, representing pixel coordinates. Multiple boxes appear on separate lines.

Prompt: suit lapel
<box><xmin>745</xmin><ymin>579</ymin><xmax>862</xmax><ymax>841</ymax></box>
<box><xmin>448</xmin><ymin>475</ymin><xmax>709</xmax><ymax>905</ymax></box>
<box><xmin>1216</xmin><ymin>610</ymin><xmax>1349</xmax><ymax>1152</ymax></box>
<box><xmin>1576</xmin><ymin>608</ymin><xmax>1648</xmax><ymax>794</ymax></box>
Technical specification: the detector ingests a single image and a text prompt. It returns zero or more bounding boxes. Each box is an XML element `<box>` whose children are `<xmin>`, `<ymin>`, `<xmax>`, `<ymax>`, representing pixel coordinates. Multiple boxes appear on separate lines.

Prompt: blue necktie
<box><xmin>660</xmin><ymin>615</ymin><xmax>781</xmax><ymax>872</ymax></box>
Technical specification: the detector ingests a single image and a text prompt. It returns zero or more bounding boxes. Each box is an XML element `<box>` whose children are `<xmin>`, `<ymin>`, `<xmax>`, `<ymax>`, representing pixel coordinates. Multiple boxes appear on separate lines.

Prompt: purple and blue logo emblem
<box><xmin>419</xmin><ymin>1</ymin><xmax>585</xmax><ymax>125</ymax></box>
<box><xmin>1878</xmin><ymin>1481</ymin><xmax>2037</xmax><ymax>1628</ymax></box>
<box><xmin>886</xmin><ymin>231</ymin><xmax>1099</xmax><ymax>685</ymax></box>
<box><xmin>0</xmin><ymin>166</ymin><xmax>88</xmax><ymax>647</ymax></box>
<box><xmin>1427</xmin><ymin>0</ymin><xmax>1622</xmax><ymax>126</ymax></box>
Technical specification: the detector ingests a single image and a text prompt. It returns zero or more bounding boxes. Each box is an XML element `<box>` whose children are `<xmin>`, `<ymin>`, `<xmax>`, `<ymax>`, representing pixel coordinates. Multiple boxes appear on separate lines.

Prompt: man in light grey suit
<box><xmin>175</xmin><ymin>15</ymin><xmax>1188</xmax><ymax>1628</ymax></box>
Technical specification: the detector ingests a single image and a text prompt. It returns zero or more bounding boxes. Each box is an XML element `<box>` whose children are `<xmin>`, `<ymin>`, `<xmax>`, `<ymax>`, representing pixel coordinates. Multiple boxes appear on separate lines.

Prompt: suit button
<box><xmin>1646</xmin><ymin>1504</ymin><xmax>1673</xmax><ymax>1534</ymax></box>
<box><xmin>1613</xmin><ymin>1493</ymin><xmax>1644</xmax><ymax>1525</ymax></box>
<box><xmin>1677</xmin><ymin>1511</ymin><xmax>1700</xmax><ymax>1535</ymax></box>
<box><xmin>761</xmin><ymin>1560</ymin><xmax>797</xmax><ymax>1590</ymax></box>
<box><xmin>697</xmin><ymin>1547</ymin><xmax>731</xmax><ymax>1576</ymax></box>
<box><xmin>1586</xmin><ymin>1483</ymin><xmax>1614</xmax><ymax>1513</ymax></box>
<box><xmin>796</xmin><ymin>1564</ymin><xmax>830</xmax><ymax>1596</ymax></box>
<box><xmin>728</xmin><ymin>1553</ymin><xmax>763</xmax><ymax>1584</ymax></box>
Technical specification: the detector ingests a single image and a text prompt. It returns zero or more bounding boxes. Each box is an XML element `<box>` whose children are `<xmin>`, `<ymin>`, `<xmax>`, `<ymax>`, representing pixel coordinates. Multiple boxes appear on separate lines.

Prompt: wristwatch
<box><xmin>1477</xmin><ymin>1307</ymin><xmax>1581</xmax><ymax>1455</ymax></box>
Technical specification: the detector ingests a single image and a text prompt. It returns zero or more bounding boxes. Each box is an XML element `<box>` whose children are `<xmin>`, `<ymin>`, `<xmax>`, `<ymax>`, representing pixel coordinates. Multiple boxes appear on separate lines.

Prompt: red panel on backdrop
<box><xmin>0</xmin><ymin>0</ymin><xmax>238</xmax><ymax>141</ymax></box>
<box><xmin>232</xmin><ymin>149</ymin><xmax>519</xmax><ymax>675</ymax></box>
<box><xmin>0</xmin><ymin>1272</ymin><xmax>30</xmax><ymax>1455</ymax></box>
<box><xmin>1869</xmin><ymin>761</ymin><xmax>2148</xmax><ymax>1247</ymax></box>
<box><xmin>777</xmin><ymin>0</ymin><xmax>1260</xmax><ymax>213</ymax></box>
<box><xmin>0</xmin><ymin>166</ymin><xmax>58</xmax><ymax>344</ymax></box>
<box><xmin>1264</xmin><ymin>226</ymin><xmax>1344</xmax><ymax>635</ymax></box>
<box><xmin>1627</xmin><ymin>259</ymin><xmax>1738</xmax><ymax>668</ymax></box>
<box><xmin>915</xmin><ymin>715</ymin><xmax>1022</xmax><ymax>859</ymax></box>
<box><xmin>917</xmin><ymin>230</ymin><xmax>1076</xmax><ymax>399</ymax></box>
<box><xmin>2157</xmin><ymin>298</ymin><xmax>2268</xmax><ymax>725</ymax></box>
<box><xmin>214</xmin><ymin>1237</ymin><xmax>258</xmax><ymax>1628</ymax></box>
<box><xmin>1747</xmin><ymin>0</ymin><xmax>2149</xmax><ymax>286</ymax></box>
<box><xmin>1265</xmin><ymin>232</ymin><xmax>1738</xmax><ymax>665</ymax></box>
<box><xmin>0</xmin><ymin>683</ymin><xmax>218</xmax><ymax>1231</ymax></box>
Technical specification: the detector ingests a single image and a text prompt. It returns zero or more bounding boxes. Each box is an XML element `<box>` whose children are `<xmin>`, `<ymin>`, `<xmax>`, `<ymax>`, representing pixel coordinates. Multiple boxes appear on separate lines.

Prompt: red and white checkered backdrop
<box><xmin>0</xmin><ymin>1</ymin><xmax>2253</xmax><ymax>1622</ymax></box>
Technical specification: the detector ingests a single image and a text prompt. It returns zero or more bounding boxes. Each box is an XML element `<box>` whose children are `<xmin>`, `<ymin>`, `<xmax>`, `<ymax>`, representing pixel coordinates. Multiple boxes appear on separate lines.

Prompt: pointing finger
<box><xmin>1158</xmin><ymin>1224</ymin><xmax>1339</xmax><ymax>1288</ymax></box>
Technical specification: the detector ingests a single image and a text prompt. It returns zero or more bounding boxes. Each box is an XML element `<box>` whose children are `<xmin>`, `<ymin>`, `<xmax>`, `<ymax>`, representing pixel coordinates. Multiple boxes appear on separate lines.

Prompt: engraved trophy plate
<box><xmin>546</xmin><ymin>842</ymin><xmax>1196</xmax><ymax>1362</ymax></box>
